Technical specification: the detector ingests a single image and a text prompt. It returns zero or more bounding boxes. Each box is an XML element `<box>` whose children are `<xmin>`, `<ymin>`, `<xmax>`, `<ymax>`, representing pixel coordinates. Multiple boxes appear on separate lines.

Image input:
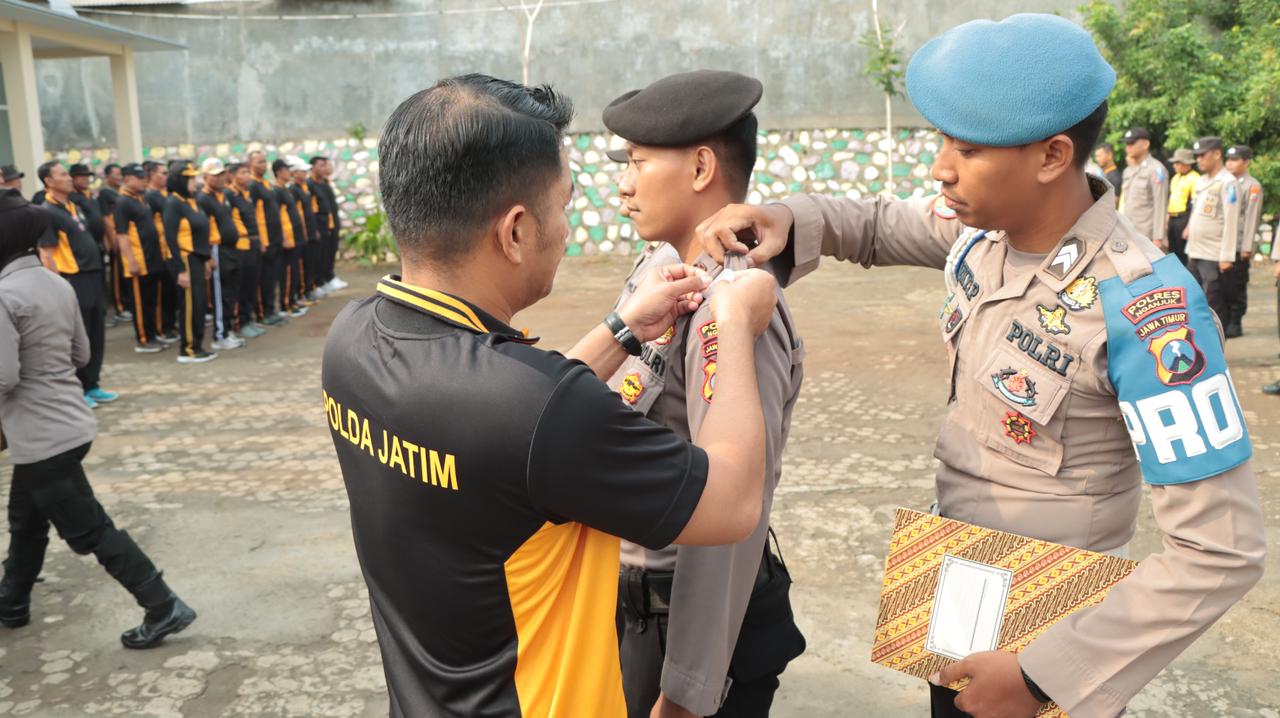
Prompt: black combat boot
<box><xmin>120</xmin><ymin>572</ymin><xmax>196</xmax><ymax>649</ymax></box>
<box><xmin>0</xmin><ymin>576</ymin><xmax>33</xmax><ymax>628</ymax></box>
<box><xmin>1225</xmin><ymin>321</ymin><xmax>1243</xmax><ymax>338</ymax></box>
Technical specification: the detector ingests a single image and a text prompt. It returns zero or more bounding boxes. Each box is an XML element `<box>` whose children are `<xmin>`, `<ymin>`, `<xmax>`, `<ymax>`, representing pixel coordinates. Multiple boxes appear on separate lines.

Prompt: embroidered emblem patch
<box><xmin>1002</xmin><ymin>411</ymin><xmax>1036</xmax><ymax>445</ymax></box>
<box><xmin>702</xmin><ymin>339</ymin><xmax>718</xmax><ymax>359</ymax></box>
<box><xmin>932</xmin><ymin>194</ymin><xmax>957</xmax><ymax>220</ymax></box>
<box><xmin>1135</xmin><ymin>311</ymin><xmax>1189</xmax><ymax>341</ymax></box>
<box><xmin>940</xmin><ymin>294</ymin><xmax>964</xmax><ymax>334</ymax></box>
<box><xmin>1122</xmin><ymin>287</ymin><xmax>1185</xmax><ymax>324</ymax></box>
<box><xmin>1037</xmin><ymin>304</ymin><xmax>1071</xmax><ymax>335</ymax></box>
<box><xmin>1147</xmin><ymin>325</ymin><xmax>1206</xmax><ymax>386</ymax></box>
<box><xmin>992</xmin><ymin>368</ymin><xmax>1037</xmax><ymax>407</ymax></box>
<box><xmin>1058</xmin><ymin>275</ymin><xmax>1098</xmax><ymax>311</ymax></box>
<box><xmin>698</xmin><ymin>320</ymin><xmax>718</xmax><ymax>344</ymax></box>
<box><xmin>654</xmin><ymin>325</ymin><xmax>675</xmax><ymax>346</ymax></box>
<box><xmin>701</xmin><ymin>360</ymin><xmax>717</xmax><ymax>403</ymax></box>
<box><xmin>619</xmin><ymin>372</ymin><xmax>644</xmax><ymax>405</ymax></box>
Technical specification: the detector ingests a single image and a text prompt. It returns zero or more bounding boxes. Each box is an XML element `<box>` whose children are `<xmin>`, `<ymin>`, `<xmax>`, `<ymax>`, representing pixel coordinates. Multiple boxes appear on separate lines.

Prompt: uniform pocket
<box><xmin>972</xmin><ymin>344</ymin><xmax>1072</xmax><ymax>475</ymax></box>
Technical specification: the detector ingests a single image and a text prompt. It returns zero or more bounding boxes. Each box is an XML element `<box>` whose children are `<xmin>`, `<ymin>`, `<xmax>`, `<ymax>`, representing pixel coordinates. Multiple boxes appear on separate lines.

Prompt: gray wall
<box><xmin>36</xmin><ymin>0</ymin><xmax>1081</xmax><ymax>149</ymax></box>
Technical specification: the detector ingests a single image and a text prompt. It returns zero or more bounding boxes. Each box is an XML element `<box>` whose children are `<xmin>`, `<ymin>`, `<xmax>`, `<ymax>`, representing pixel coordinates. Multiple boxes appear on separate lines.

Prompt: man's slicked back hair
<box><xmin>378</xmin><ymin>73</ymin><xmax>574</xmax><ymax>263</ymax></box>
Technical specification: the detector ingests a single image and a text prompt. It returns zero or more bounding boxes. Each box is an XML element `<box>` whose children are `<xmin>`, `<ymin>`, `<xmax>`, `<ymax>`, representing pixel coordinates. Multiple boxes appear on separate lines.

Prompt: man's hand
<box><xmin>1155</xmin><ymin>239</ymin><xmax>1168</xmax><ymax>251</ymax></box>
<box><xmin>1219</xmin><ymin>261</ymin><xmax>1233</xmax><ymax>273</ymax></box>
<box><xmin>931</xmin><ymin>651</ymin><xmax>1044</xmax><ymax>718</ymax></box>
<box><xmin>176</xmin><ymin>271</ymin><xmax>191</xmax><ymax>289</ymax></box>
<box><xmin>1182</xmin><ymin>226</ymin><xmax>1191</xmax><ymax>240</ymax></box>
<box><xmin>205</xmin><ymin>259</ymin><xmax>216</xmax><ymax>278</ymax></box>
<box><xmin>619</xmin><ymin>263</ymin><xmax>710</xmax><ymax>343</ymax></box>
<box><xmin>1240</xmin><ymin>250</ymin><xmax>1252</xmax><ymax>261</ymax></box>
<box><xmin>695</xmin><ymin>203</ymin><xmax>794</xmax><ymax>267</ymax></box>
<box><xmin>709</xmin><ymin>268</ymin><xmax>778</xmax><ymax>338</ymax></box>
<box><xmin>649</xmin><ymin>693</ymin><xmax>699</xmax><ymax>718</ymax></box>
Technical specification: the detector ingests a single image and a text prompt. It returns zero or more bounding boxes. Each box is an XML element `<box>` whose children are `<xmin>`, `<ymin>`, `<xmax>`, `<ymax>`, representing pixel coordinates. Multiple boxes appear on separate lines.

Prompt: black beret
<box><xmin>1122</xmin><ymin>127</ymin><xmax>1150</xmax><ymax>142</ymax></box>
<box><xmin>1192</xmin><ymin>136</ymin><xmax>1223</xmax><ymax>155</ymax></box>
<box><xmin>602</xmin><ymin>70</ymin><xmax>763</xmax><ymax>150</ymax></box>
<box><xmin>1226</xmin><ymin>144</ymin><xmax>1252</xmax><ymax>160</ymax></box>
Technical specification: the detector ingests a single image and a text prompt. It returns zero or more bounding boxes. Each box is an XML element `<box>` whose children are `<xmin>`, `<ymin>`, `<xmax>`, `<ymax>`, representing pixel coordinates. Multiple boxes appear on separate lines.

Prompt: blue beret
<box><xmin>905</xmin><ymin>14</ymin><xmax>1115</xmax><ymax>147</ymax></box>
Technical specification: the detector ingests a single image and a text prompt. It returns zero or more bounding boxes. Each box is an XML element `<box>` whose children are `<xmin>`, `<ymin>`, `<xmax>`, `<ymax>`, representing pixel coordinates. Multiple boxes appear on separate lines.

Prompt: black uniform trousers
<box><xmin>280</xmin><ymin>245</ymin><xmax>302</xmax><ymax>311</ymax></box>
<box><xmin>259</xmin><ymin>244</ymin><xmax>282</xmax><ymax>318</ymax></box>
<box><xmin>158</xmin><ymin>266</ymin><xmax>178</xmax><ymax>337</ymax></box>
<box><xmin>303</xmin><ymin>238</ymin><xmax>321</xmax><ymax>295</ymax></box>
<box><xmin>3</xmin><ymin>442</ymin><xmax>159</xmax><ymax>595</ymax></box>
<box><xmin>109</xmin><ymin>245</ymin><xmax>132</xmax><ymax>315</ymax></box>
<box><xmin>176</xmin><ymin>254</ymin><xmax>209</xmax><ymax>358</ymax></box>
<box><xmin>212</xmin><ymin>246</ymin><xmax>241</xmax><ymax>341</ymax></box>
<box><xmin>616</xmin><ymin>547</ymin><xmax>805</xmax><ymax>718</ymax></box>
<box><xmin>1166</xmin><ymin>212</ymin><xmax>1190</xmax><ymax>265</ymax></box>
<box><xmin>322</xmin><ymin>224</ymin><xmax>340</xmax><ymax>283</ymax></box>
<box><xmin>64</xmin><ymin>271</ymin><xmax>105</xmax><ymax>393</ymax></box>
<box><xmin>1188</xmin><ymin>259</ymin><xmax>1232</xmax><ymax>326</ymax></box>
<box><xmin>238</xmin><ymin>241</ymin><xmax>262</xmax><ymax>325</ymax></box>
<box><xmin>1224</xmin><ymin>257</ymin><xmax>1249</xmax><ymax>328</ymax></box>
<box><xmin>126</xmin><ymin>273</ymin><xmax>160</xmax><ymax>346</ymax></box>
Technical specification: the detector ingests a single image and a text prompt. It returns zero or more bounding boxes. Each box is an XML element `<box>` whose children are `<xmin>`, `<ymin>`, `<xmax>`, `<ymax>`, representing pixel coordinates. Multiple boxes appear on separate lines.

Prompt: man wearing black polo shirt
<box><xmin>249</xmin><ymin>150</ymin><xmax>286</xmax><ymax>325</ymax></box>
<box><xmin>35</xmin><ymin>162</ymin><xmax>118</xmax><ymax>407</ymax></box>
<box><xmin>99</xmin><ymin>163</ymin><xmax>132</xmax><ymax>323</ymax></box>
<box><xmin>324</xmin><ymin>74</ymin><xmax>780</xmax><ymax>718</ymax></box>
<box><xmin>144</xmin><ymin>161</ymin><xmax>179</xmax><ymax>342</ymax></box>
<box><xmin>115</xmin><ymin>164</ymin><xmax>167</xmax><ymax>352</ymax></box>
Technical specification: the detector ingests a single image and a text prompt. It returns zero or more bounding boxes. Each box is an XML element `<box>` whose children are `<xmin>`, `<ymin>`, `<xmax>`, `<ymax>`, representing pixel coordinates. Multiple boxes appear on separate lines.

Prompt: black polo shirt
<box><xmin>197</xmin><ymin>187</ymin><xmax>238</xmax><ymax>249</ymax></box>
<box><xmin>115</xmin><ymin>191</ymin><xmax>165</xmax><ymax>275</ymax></box>
<box><xmin>38</xmin><ymin>197</ymin><xmax>102</xmax><ymax>275</ymax></box>
<box><xmin>322</xmin><ymin>276</ymin><xmax>708</xmax><ymax>718</ymax></box>
<box><xmin>249</xmin><ymin>177</ymin><xmax>283</xmax><ymax>248</ymax></box>
<box><xmin>69</xmin><ymin>189</ymin><xmax>105</xmax><ymax>245</ymax></box>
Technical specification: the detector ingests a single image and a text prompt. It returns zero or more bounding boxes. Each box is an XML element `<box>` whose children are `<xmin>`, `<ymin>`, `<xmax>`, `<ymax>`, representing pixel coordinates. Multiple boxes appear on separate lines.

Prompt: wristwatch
<box><xmin>1021</xmin><ymin>669</ymin><xmax>1051</xmax><ymax>704</ymax></box>
<box><xmin>604</xmin><ymin>312</ymin><xmax>643</xmax><ymax>356</ymax></box>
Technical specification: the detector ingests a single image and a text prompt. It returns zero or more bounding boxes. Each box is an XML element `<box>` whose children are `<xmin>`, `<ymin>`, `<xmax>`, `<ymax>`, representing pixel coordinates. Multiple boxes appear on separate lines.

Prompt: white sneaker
<box><xmin>313</xmin><ymin>285</ymin><xmax>330</xmax><ymax>299</ymax></box>
<box><xmin>211</xmin><ymin>337</ymin><xmax>243</xmax><ymax>351</ymax></box>
<box><xmin>331</xmin><ymin>277</ymin><xmax>349</xmax><ymax>290</ymax></box>
<box><xmin>177</xmin><ymin>351</ymin><xmax>218</xmax><ymax>364</ymax></box>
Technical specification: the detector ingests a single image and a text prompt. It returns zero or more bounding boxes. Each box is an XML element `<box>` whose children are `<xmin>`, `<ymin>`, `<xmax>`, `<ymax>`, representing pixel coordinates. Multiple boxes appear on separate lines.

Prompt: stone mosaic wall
<box><xmin>47</xmin><ymin>128</ymin><xmax>940</xmax><ymax>258</ymax></box>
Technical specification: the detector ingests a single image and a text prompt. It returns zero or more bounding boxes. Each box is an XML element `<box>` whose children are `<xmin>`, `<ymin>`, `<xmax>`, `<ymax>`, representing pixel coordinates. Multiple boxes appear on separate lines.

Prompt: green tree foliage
<box><xmin>1082</xmin><ymin>0</ymin><xmax>1280</xmax><ymax>213</ymax></box>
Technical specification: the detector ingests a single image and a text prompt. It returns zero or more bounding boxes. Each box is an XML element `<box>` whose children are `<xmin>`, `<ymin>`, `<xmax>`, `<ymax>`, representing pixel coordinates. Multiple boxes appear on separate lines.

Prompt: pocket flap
<box><xmin>976</xmin><ymin>344</ymin><xmax>1071</xmax><ymax>426</ymax></box>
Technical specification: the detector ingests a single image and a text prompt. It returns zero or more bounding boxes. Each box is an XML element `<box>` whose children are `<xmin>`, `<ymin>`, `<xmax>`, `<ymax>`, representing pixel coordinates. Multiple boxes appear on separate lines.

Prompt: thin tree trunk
<box><xmin>871</xmin><ymin>0</ymin><xmax>894</xmax><ymax>195</ymax></box>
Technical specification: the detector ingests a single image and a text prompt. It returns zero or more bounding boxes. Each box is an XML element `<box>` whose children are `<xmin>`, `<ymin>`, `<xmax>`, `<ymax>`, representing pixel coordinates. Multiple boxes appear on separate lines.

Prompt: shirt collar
<box><xmin>1031</xmin><ymin>175</ymin><xmax>1118</xmax><ymax>292</ymax></box>
<box><xmin>376</xmin><ymin>275</ymin><xmax>538</xmax><ymax>344</ymax></box>
<box><xmin>0</xmin><ymin>255</ymin><xmax>41</xmax><ymax>280</ymax></box>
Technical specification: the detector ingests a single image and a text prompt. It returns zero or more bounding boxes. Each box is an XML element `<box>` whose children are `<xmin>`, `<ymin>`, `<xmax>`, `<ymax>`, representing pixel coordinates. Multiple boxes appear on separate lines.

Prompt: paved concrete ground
<box><xmin>2</xmin><ymin>257</ymin><xmax>1277</xmax><ymax>717</ymax></box>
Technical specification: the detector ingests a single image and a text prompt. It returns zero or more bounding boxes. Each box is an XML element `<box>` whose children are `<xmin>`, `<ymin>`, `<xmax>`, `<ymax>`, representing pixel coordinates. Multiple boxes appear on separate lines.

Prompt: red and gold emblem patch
<box><xmin>702</xmin><ymin>339</ymin><xmax>718</xmax><ymax>359</ymax></box>
<box><xmin>1002</xmin><ymin>411</ymin><xmax>1036</xmax><ymax>445</ymax></box>
<box><xmin>619</xmin><ymin>372</ymin><xmax>644</xmax><ymax>405</ymax></box>
<box><xmin>698</xmin><ymin>320</ymin><xmax>718</xmax><ymax>344</ymax></box>
<box><xmin>701</xmin><ymin>360</ymin><xmax>716</xmax><ymax>403</ymax></box>
<box><xmin>654</xmin><ymin>325</ymin><xmax>675</xmax><ymax>346</ymax></box>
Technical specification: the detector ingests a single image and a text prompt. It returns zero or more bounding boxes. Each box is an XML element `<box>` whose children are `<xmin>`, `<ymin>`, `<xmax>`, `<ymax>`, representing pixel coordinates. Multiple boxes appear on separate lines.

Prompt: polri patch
<box><xmin>1002</xmin><ymin>411</ymin><xmax>1036</xmax><ymax>445</ymax></box>
<box><xmin>619</xmin><ymin>372</ymin><xmax>644</xmax><ymax>405</ymax></box>
<box><xmin>1037</xmin><ymin>304</ymin><xmax>1071</xmax><ymax>335</ymax></box>
<box><xmin>1058</xmin><ymin>275</ymin><xmax>1098</xmax><ymax>311</ymax></box>
<box><xmin>992</xmin><ymin>368</ymin><xmax>1037</xmax><ymax>407</ymax></box>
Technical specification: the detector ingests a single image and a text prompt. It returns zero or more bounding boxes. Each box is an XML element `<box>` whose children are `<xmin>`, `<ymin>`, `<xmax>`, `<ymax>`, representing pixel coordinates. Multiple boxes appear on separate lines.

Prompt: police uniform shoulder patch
<box><xmin>1059</xmin><ymin>275</ymin><xmax>1098</xmax><ymax>311</ymax></box>
<box><xmin>1045</xmin><ymin>237</ymin><xmax>1084</xmax><ymax>281</ymax></box>
<box><xmin>701</xmin><ymin>360</ymin><xmax>717</xmax><ymax>403</ymax></box>
<box><xmin>619</xmin><ymin>372</ymin><xmax>644</xmax><ymax>405</ymax></box>
<box><xmin>654</xmin><ymin>325</ymin><xmax>675</xmax><ymax>346</ymax></box>
<box><xmin>1226</xmin><ymin>181</ymin><xmax>1237</xmax><ymax>204</ymax></box>
<box><xmin>932</xmin><ymin>194</ymin><xmax>957</xmax><ymax>220</ymax></box>
<box><xmin>1100</xmin><ymin>255</ymin><xmax>1251</xmax><ymax>485</ymax></box>
<box><xmin>698</xmin><ymin>320</ymin><xmax>719</xmax><ymax>344</ymax></box>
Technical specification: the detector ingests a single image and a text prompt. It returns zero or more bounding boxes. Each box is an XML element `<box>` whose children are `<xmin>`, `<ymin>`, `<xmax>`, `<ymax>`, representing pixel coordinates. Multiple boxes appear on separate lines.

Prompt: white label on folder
<box><xmin>925</xmin><ymin>554</ymin><xmax>1012</xmax><ymax>661</ymax></box>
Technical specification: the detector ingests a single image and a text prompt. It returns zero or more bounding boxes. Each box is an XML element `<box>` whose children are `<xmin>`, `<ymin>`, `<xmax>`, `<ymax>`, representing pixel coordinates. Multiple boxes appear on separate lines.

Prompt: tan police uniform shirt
<box><xmin>606</xmin><ymin>244</ymin><xmax>805</xmax><ymax>715</ymax></box>
<box><xmin>1119</xmin><ymin>156</ymin><xmax>1169</xmax><ymax>242</ymax></box>
<box><xmin>774</xmin><ymin>178</ymin><xmax>1264</xmax><ymax>717</ymax></box>
<box><xmin>1186</xmin><ymin>168</ymin><xmax>1241</xmax><ymax>263</ymax></box>
<box><xmin>1235</xmin><ymin>173</ymin><xmax>1263</xmax><ymax>254</ymax></box>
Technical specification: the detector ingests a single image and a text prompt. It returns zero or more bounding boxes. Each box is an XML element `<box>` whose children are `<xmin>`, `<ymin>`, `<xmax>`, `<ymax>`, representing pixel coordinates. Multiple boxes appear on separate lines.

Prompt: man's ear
<box><xmin>692</xmin><ymin>146</ymin><xmax>718</xmax><ymax>193</ymax></box>
<box><xmin>494</xmin><ymin>204</ymin><xmax>530</xmax><ymax>265</ymax></box>
<box><xmin>1037</xmin><ymin>134</ymin><xmax>1076</xmax><ymax>184</ymax></box>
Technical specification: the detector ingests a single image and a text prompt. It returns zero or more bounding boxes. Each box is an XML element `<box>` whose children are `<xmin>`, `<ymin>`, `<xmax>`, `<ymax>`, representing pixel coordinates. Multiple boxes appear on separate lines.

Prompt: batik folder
<box><xmin>871</xmin><ymin>507</ymin><xmax>1139</xmax><ymax>718</ymax></box>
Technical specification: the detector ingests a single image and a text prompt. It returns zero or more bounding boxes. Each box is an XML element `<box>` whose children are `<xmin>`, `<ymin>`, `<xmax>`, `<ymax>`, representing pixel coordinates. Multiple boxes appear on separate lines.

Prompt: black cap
<box><xmin>1192</xmin><ymin>137</ymin><xmax>1223</xmax><ymax>155</ymax></box>
<box><xmin>68</xmin><ymin>163</ymin><xmax>93</xmax><ymax>177</ymax></box>
<box><xmin>0</xmin><ymin>165</ymin><xmax>23</xmax><ymax>182</ymax></box>
<box><xmin>121</xmin><ymin>163</ymin><xmax>147</xmax><ymax>179</ymax></box>
<box><xmin>602</xmin><ymin>69</ymin><xmax>763</xmax><ymax>150</ymax></box>
<box><xmin>1122</xmin><ymin>127</ymin><xmax>1150</xmax><ymax>143</ymax></box>
<box><xmin>1226</xmin><ymin>144</ymin><xmax>1253</xmax><ymax>160</ymax></box>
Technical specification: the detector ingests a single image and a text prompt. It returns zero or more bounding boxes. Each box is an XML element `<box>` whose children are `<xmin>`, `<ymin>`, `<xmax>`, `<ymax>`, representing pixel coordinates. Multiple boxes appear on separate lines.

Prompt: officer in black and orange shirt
<box><xmin>197</xmin><ymin>158</ymin><xmax>245</xmax><ymax>351</ymax></box>
<box><xmin>144</xmin><ymin>161</ymin><xmax>180</xmax><ymax>341</ymax></box>
<box><xmin>323</xmin><ymin>75</ymin><xmax>779</xmax><ymax>718</ymax></box>
<box><xmin>289</xmin><ymin>157</ymin><xmax>322</xmax><ymax>301</ymax></box>
<box><xmin>225</xmin><ymin>162</ymin><xmax>266</xmax><ymax>338</ymax></box>
<box><xmin>271</xmin><ymin>158</ymin><xmax>307</xmax><ymax>317</ymax></box>
<box><xmin>247</xmin><ymin>150</ymin><xmax>286</xmax><ymax>325</ymax></box>
<box><xmin>114</xmin><ymin>163</ymin><xmax>168</xmax><ymax>353</ymax></box>
<box><xmin>162</xmin><ymin>163</ymin><xmax>216</xmax><ymax>363</ymax></box>
<box><xmin>34</xmin><ymin>161</ymin><xmax>117</xmax><ymax>406</ymax></box>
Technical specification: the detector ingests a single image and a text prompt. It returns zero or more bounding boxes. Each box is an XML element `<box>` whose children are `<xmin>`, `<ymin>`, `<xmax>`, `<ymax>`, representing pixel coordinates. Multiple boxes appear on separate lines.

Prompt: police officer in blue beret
<box><xmin>697</xmin><ymin>13</ymin><xmax>1264</xmax><ymax>718</ymax></box>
